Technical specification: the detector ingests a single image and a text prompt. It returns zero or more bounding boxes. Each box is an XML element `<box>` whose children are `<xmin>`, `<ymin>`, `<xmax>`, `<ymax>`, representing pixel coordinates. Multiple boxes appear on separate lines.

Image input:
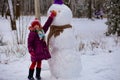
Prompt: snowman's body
<box><xmin>47</xmin><ymin>4</ymin><xmax>82</xmax><ymax>79</ymax></box>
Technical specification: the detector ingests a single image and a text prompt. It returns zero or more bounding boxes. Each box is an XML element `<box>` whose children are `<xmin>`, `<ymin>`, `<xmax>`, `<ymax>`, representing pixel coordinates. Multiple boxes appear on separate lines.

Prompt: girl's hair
<box><xmin>31</xmin><ymin>18</ymin><xmax>41</xmax><ymax>28</ymax></box>
<box><xmin>29</xmin><ymin>18</ymin><xmax>42</xmax><ymax>31</ymax></box>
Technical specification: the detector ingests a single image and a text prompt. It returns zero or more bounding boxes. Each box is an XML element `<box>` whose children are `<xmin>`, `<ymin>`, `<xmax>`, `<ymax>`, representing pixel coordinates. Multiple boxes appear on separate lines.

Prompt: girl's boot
<box><xmin>28</xmin><ymin>69</ymin><xmax>35</xmax><ymax>80</ymax></box>
<box><xmin>36</xmin><ymin>68</ymin><xmax>41</xmax><ymax>80</ymax></box>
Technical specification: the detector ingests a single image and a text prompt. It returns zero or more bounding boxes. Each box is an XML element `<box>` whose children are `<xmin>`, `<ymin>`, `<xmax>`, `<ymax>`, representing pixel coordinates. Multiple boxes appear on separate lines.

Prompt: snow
<box><xmin>47</xmin><ymin>4</ymin><xmax>72</xmax><ymax>26</ymax></box>
<box><xmin>0</xmin><ymin>17</ymin><xmax>120</xmax><ymax>80</ymax></box>
<box><xmin>49</xmin><ymin>28</ymin><xmax>76</xmax><ymax>50</ymax></box>
<box><xmin>48</xmin><ymin>4</ymin><xmax>82</xmax><ymax>78</ymax></box>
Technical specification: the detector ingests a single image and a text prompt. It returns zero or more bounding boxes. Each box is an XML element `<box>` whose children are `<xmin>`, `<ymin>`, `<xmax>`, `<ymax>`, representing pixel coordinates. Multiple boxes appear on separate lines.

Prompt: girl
<box><xmin>27</xmin><ymin>10</ymin><xmax>57</xmax><ymax>80</ymax></box>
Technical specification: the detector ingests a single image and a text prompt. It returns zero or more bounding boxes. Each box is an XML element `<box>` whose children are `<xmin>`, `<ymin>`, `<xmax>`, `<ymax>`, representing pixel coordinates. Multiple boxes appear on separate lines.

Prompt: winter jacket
<box><xmin>28</xmin><ymin>16</ymin><xmax>53</xmax><ymax>62</ymax></box>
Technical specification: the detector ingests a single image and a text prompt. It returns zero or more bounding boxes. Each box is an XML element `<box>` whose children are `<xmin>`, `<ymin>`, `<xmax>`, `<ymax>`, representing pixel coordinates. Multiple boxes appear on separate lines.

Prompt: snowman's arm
<box><xmin>43</xmin><ymin>16</ymin><xmax>53</xmax><ymax>33</ymax></box>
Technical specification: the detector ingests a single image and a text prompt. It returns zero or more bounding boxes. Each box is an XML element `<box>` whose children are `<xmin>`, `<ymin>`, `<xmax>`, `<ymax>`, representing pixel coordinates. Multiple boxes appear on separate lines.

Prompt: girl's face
<box><xmin>34</xmin><ymin>25</ymin><xmax>42</xmax><ymax>30</ymax></box>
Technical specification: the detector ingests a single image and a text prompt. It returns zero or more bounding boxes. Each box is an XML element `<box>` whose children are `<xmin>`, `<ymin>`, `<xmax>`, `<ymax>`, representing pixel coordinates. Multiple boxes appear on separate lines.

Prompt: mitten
<box><xmin>50</xmin><ymin>10</ymin><xmax>57</xmax><ymax>18</ymax></box>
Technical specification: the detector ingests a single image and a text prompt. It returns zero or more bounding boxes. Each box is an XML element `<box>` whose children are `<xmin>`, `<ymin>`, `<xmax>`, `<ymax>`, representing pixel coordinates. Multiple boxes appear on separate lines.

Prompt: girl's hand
<box><xmin>50</xmin><ymin>10</ymin><xmax>57</xmax><ymax>18</ymax></box>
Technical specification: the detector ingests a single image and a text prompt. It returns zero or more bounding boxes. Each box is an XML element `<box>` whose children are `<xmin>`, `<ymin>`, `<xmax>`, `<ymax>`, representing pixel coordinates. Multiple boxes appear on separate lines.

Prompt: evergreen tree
<box><xmin>105</xmin><ymin>0</ymin><xmax>120</xmax><ymax>36</ymax></box>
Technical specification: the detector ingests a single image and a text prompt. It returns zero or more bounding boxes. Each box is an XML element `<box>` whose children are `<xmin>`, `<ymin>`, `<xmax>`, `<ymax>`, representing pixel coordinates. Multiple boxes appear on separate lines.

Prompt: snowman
<box><xmin>47</xmin><ymin>0</ymin><xmax>82</xmax><ymax>79</ymax></box>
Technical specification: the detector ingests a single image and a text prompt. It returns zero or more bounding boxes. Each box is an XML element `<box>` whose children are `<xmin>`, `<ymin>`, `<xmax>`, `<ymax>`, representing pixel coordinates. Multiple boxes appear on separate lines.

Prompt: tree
<box><xmin>88</xmin><ymin>0</ymin><xmax>92</xmax><ymax>19</ymax></box>
<box><xmin>67</xmin><ymin>0</ymin><xmax>82</xmax><ymax>17</ymax></box>
<box><xmin>40</xmin><ymin>0</ymin><xmax>52</xmax><ymax>15</ymax></box>
<box><xmin>105</xmin><ymin>0</ymin><xmax>120</xmax><ymax>36</ymax></box>
<box><xmin>7</xmin><ymin>0</ymin><xmax>16</xmax><ymax>30</ymax></box>
<box><xmin>34</xmin><ymin>0</ymin><xmax>40</xmax><ymax>20</ymax></box>
<box><xmin>16</xmin><ymin>0</ymin><xmax>20</xmax><ymax>19</ymax></box>
<box><xmin>1</xmin><ymin>0</ymin><xmax>6</xmax><ymax>17</ymax></box>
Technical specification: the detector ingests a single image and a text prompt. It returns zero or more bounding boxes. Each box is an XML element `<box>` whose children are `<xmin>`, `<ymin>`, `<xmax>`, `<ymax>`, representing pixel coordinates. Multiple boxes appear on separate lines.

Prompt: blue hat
<box><xmin>54</xmin><ymin>0</ymin><xmax>63</xmax><ymax>4</ymax></box>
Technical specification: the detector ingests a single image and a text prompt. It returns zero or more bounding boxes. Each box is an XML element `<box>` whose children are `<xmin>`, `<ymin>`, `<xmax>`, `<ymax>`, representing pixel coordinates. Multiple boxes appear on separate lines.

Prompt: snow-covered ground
<box><xmin>0</xmin><ymin>17</ymin><xmax>120</xmax><ymax>80</ymax></box>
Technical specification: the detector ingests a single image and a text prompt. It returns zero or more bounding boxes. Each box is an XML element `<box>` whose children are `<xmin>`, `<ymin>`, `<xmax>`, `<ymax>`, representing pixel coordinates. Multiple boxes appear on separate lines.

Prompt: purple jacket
<box><xmin>28</xmin><ymin>17</ymin><xmax>53</xmax><ymax>62</ymax></box>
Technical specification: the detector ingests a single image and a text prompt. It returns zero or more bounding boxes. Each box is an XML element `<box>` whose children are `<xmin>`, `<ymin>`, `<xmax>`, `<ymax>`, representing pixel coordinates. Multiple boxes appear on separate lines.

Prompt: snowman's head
<box><xmin>47</xmin><ymin>0</ymin><xmax>72</xmax><ymax>26</ymax></box>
